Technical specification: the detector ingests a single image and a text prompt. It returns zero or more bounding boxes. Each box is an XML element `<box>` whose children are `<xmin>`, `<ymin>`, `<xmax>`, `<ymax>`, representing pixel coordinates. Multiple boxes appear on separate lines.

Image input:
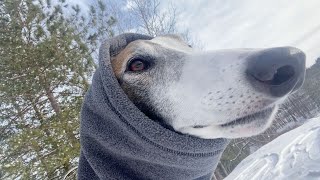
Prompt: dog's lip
<box><xmin>220</xmin><ymin>106</ymin><xmax>274</xmax><ymax>127</ymax></box>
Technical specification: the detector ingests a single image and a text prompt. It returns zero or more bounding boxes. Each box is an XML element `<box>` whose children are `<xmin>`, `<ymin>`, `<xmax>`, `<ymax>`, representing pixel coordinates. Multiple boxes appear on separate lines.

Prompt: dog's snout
<box><xmin>246</xmin><ymin>47</ymin><xmax>306</xmax><ymax>97</ymax></box>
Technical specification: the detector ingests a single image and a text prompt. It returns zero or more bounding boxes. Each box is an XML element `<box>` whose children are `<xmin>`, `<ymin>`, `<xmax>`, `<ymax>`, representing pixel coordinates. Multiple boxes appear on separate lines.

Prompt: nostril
<box><xmin>246</xmin><ymin>47</ymin><xmax>306</xmax><ymax>97</ymax></box>
<box><xmin>271</xmin><ymin>65</ymin><xmax>295</xmax><ymax>85</ymax></box>
<box><xmin>251</xmin><ymin>65</ymin><xmax>295</xmax><ymax>86</ymax></box>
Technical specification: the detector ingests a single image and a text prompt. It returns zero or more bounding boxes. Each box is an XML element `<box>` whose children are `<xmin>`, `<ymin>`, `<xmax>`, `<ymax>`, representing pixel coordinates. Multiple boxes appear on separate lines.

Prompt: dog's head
<box><xmin>111</xmin><ymin>34</ymin><xmax>306</xmax><ymax>139</ymax></box>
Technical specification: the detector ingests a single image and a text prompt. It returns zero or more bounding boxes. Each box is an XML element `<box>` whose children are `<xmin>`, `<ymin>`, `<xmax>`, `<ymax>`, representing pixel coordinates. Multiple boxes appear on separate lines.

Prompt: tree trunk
<box><xmin>45</xmin><ymin>85</ymin><xmax>61</xmax><ymax>114</ymax></box>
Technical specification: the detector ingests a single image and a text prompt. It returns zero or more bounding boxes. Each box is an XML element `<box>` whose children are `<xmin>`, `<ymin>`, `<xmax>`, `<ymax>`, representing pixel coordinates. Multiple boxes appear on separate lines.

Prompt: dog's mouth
<box><xmin>220</xmin><ymin>106</ymin><xmax>275</xmax><ymax>128</ymax></box>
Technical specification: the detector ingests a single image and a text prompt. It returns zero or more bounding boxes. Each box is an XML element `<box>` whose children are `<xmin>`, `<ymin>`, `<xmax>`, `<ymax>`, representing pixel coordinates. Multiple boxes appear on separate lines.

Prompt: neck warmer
<box><xmin>77</xmin><ymin>33</ymin><xmax>228</xmax><ymax>180</ymax></box>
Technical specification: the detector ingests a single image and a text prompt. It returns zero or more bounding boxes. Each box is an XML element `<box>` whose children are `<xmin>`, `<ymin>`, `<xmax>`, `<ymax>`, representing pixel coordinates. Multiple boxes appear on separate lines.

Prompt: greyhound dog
<box><xmin>111</xmin><ymin>35</ymin><xmax>306</xmax><ymax>139</ymax></box>
<box><xmin>77</xmin><ymin>34</ymin><xmax>306</xmax><ymax>180</ymax></box>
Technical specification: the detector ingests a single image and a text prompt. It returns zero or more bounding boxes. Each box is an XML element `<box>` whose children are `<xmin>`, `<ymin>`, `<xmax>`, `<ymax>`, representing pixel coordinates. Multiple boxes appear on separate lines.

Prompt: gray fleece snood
<box><xmin>77</xmin><ymin>33</ymin><xmax>228</xmax><ymax>180</ymax></box>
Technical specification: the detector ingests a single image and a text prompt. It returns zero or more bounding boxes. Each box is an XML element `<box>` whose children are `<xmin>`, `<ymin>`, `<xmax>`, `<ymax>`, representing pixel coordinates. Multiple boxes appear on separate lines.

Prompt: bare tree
<box><xmin>105</xmin><ymin>0</ymin><xmax>202</xmax><ymax>47</ymax></box>
<box><xmin>106</xmin><ymin>0</ymin><xmax>176</xmax><ymax>36</ymax></box>
<box><xmin>127</xmin><ymin>0</ymin><xmax>177</xmax><ymax>36</ymax></box>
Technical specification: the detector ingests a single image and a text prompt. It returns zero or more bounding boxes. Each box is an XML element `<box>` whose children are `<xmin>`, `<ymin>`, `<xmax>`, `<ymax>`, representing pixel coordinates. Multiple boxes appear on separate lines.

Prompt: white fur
<box><xmin>151</xmin><ymin>36</ymin><xmax>194</xmax><ymax>53</ymax></box>
<box><xmin>151</xmin><ymin>48</ymin><xmax>283</xmax><ymax>138</ymax></box>
<box><xmin>126</xmin><ymin>36</ymin><xmax>299</xmax><ymax>139</ymax></box>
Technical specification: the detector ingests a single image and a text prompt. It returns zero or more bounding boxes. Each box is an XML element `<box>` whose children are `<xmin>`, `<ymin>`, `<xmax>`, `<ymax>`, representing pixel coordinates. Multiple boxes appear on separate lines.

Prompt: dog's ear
<box><xmin>99</xmin><ymin>33</ymin><xmax>153</xmax><ymax>68</ymax></box>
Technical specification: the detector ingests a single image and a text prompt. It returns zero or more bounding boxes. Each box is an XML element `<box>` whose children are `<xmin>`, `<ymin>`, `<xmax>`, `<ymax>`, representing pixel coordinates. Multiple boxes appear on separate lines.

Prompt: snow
<box><xmin>225</xmin><ymin>117</ymin><xmax>320</xmax><ymax>180</ymax></box>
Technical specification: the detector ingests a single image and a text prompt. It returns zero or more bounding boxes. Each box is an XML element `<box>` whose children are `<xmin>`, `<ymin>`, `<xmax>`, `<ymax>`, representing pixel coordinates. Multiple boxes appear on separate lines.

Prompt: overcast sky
<box><xmin>72</xmin><ymin>0</ymin><xmax>320</xmax><ymax>67</ymax></box>
<box><xmin>171</xmin><ymin>0</ymin><xmax>320</xmax><ymax>67</ymax></box>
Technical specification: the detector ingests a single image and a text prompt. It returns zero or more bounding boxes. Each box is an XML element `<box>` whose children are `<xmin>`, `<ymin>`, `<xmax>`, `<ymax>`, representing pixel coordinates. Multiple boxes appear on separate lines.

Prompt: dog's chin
<box><xmin>178</xmin><ymin>105</ymin><xmax>278</xmax><ymax>139</ymax></box>
<box><xmin>218</xmin><ymin>105</ymin><xmax>277</xmax><ymax>138</ymax></box>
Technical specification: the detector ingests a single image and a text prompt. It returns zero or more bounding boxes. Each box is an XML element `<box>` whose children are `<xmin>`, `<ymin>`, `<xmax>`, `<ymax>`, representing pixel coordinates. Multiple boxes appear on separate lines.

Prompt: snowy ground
<box><xmin>225</xmin><ymin>117</ymin><xmax>320</xmax><ymax>180</ymax></box>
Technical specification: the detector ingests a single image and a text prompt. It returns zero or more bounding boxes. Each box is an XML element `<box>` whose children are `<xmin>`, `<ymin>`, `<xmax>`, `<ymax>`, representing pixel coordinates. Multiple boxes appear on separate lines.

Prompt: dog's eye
<box><xmin>128</xmin><ymin>59</ymin><xmax>147</xmax><ymax>71</ymax></box>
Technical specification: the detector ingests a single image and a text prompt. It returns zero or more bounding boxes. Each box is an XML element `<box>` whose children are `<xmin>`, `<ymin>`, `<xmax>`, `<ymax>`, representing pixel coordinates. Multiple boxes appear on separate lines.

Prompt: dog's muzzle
<box><xmin>246</xmin><ymin>47</ymin><xmax>306</xmax><ymax>97</ymax></box>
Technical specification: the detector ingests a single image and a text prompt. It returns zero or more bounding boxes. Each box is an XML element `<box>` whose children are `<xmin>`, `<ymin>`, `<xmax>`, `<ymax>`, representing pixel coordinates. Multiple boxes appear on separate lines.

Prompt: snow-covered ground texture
<box><xmin>225</xmin><ymin>117</ymin><xmax>320</xmax><ymax>180</ymax></box>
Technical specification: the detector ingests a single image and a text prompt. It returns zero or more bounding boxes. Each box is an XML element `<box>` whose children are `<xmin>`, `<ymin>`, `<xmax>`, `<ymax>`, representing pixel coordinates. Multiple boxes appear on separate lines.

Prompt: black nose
<box><xmin>246</xmin><ymin>47</ymin><xmax>306</xmax><ymax>97</ymax></box>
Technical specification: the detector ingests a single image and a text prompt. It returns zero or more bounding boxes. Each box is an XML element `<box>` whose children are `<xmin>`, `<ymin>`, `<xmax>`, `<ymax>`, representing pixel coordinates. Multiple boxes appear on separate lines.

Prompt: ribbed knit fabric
<box><xmin>77</xmin><ymin>33</ymin><xmax>228</xmax><ymax>180</ymax></box>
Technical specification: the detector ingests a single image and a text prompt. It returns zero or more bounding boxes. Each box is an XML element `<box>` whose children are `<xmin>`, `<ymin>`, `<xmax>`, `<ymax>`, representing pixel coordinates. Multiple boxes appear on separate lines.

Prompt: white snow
<box><xmin>225</xmin><ymin>117</ymin><xmax>320</xmax><ymax>180</ymax></box>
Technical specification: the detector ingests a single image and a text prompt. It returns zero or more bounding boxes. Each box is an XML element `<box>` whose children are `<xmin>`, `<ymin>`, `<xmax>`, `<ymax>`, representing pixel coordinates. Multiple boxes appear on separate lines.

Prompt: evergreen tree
<box><xmin>0</xmin><ymin>0</ymin><xmax>115</xmax><ymax>179</ymax></box>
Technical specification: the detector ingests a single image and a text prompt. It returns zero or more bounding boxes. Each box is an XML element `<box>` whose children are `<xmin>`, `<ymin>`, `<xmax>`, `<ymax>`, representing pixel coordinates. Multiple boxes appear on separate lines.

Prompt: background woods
<box><xmin>0</xmin><ymin>0</ymin><xmax>114</xmax><ymax>179</ymax></box>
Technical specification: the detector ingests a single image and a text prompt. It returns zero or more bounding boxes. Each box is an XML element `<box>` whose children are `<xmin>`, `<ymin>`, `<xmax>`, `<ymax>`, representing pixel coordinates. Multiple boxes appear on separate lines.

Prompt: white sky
<box><xmin>170</xmin><ymin>0</ymin><xmax>320</xmax><ymax>67</ymax></box>
<box><xmin>72</xmin><ymin>0</ymin><xmax>320</xmax><ymax>67</ymax></box>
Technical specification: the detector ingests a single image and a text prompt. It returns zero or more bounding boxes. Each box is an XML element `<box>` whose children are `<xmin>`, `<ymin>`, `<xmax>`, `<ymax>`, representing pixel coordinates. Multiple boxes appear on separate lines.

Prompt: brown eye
<box><xmin>128</xmin><ymin>59</ymin><xmax>146</xmax><ymax>71</ymax></box>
